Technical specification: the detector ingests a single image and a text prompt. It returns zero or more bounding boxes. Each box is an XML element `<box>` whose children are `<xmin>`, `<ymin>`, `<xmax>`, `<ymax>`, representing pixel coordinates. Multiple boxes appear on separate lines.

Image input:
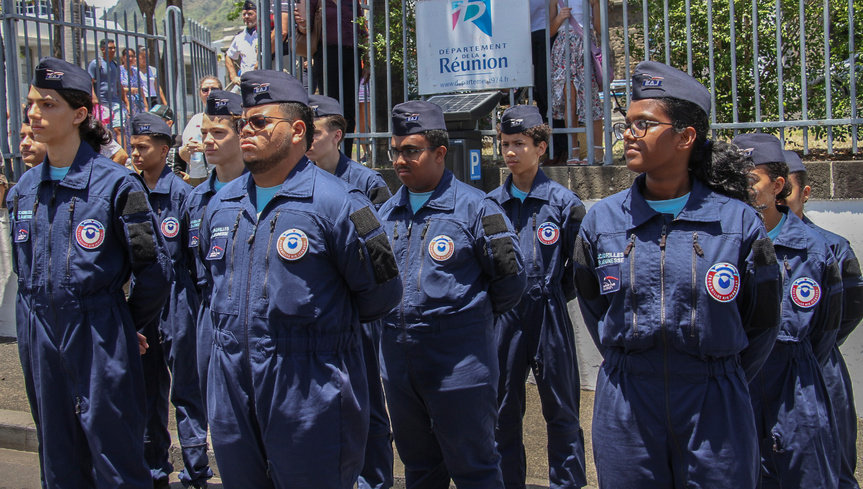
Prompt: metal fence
<box><xmin>2</xmin><ymin>0</ymin><xmax>859</xmax><ymax>178</ymax></box>
<box><xmin>1</xmin><ymin>1</ymin><xmax>216</xmax><ymax>179</ymax></box>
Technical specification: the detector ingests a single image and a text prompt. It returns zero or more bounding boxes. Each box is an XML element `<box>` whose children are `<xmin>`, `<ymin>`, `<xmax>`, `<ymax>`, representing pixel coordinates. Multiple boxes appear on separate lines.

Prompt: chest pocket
<box><xmin>207</xmin><ymin>208</ymin><xmax>245</xmax><ymax>316</ymax></box>
<box><xmin>413</xmin><ymin>218</ymin><xmax>478</xmax><ymax>305</ymax></box>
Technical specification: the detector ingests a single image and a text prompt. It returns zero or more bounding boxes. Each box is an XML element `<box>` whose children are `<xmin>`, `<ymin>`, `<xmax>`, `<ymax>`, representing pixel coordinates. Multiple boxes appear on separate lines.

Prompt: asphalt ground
<box><xmin>1</xmin><ymin>340</ymin><xmax>861</xmax><ymax>487</ymax></box>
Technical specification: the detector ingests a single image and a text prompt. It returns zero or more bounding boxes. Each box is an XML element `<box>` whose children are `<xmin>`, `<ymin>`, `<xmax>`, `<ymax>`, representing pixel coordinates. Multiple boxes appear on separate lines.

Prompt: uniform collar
<box><xmin>393</xmin><ymin>169</ymin><xmax>457</xmax><ymax>212</ymax></box>
<box><xmin>334</xmin><ymin>152</ymin><xmax>351</xmax><ymax>179</ymax></box>
<box><xmin>497</xmin><ymin>169</ymin><xmax>553</xmax><ymax>203</ymax></box>
<box><xmin>773</xmin><ymin>206</ymin><xmax>809</xmax><ymax>250</ymax></box>
<box><xmin>36</xmin><ymin>142</ymin><xmax>97</xmax><ymax>190</ymax></box>
<box><xmin>223</xmin><ymin>156</ymin><xmax>316</xmax><ymax>201</ymax></box>
<box><xmin>626</xmin><ymin>174</ymin><xmax>725</xmax><ymax>228</ymax></box>
<box><xmin>148</xmin><ymin>164</ymin><xmax>176</xmax><ymax>195</ymax></box>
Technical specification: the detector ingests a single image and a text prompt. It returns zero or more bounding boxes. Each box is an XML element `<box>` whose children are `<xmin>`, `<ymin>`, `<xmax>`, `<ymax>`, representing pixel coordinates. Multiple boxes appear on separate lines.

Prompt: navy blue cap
<box><xmin>632</xmin><ymin>61</ymin><xmax>711</xmax><ymax>116</ymax></box>
<box><xmin>31</xmin><ymin>57</ymin><xmax>92</xmax><ymax>95</ymax></box>
<box><xmin>391</xmin><ymin>101</ymin><xmax>446</xmax><ymax>136</ymax></box>
<box><xmin>206</xmin><ymin>90</ymin><xmax>243</xmax><ymax>116</ymax></box>
<box><xmin>308</xmin><ymin>95</ymin><xmax>343</xmax><ymax>117</ymax></box>
<box><xmin>500</xmin><ymin>105</ymin><xmax>544</xmax><ymax>134</ymax></box>
<box><xmin>732</xmin><ymin>133</ymin><xmax>785</xmax><ymax>166</ymax></box>
<box><xmin>243</xmin><ymin>0</ymin><xmax>256</xmax><ymax>9</ymax></box>
<box><xmin>783</xmin><ymin>149</ymin><xmax>806</xmax><ymax>173</ymax></box>
<box><xmin>240</xmin><ymin>70</ymin><xmax>308</xmax><ymax>107</ymax></box>
<box><xmin>131</xmin><ymin>113</ymin><xmax>172</xmax><ymax>138</ymax></box>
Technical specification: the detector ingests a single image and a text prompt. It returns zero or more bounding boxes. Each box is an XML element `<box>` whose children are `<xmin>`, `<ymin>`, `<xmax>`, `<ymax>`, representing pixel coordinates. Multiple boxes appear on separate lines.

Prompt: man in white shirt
<box><xmin>226</xmin><ymin>0</ymin><xmax>259</xmax><ymax>88</ymax></box>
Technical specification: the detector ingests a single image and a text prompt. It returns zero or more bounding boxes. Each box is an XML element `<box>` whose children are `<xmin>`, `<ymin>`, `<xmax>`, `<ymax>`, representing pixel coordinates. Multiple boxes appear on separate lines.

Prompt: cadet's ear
<box><xmin>433</xmin><ymin>145</ymin><xmax>447</xmax><ymax>164</ymax></box>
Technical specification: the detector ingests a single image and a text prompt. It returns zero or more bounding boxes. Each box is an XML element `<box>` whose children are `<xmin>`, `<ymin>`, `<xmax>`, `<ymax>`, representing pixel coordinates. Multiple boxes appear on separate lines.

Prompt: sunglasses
<box><xmin>200</xmin><ymin>87</ymin><xmax>218</xmax><ymax>94</ymax></box>
<box><xmin>238</xmin><ymin>114</ymin><xmax>294</xmax><ymax>131</ymax></box>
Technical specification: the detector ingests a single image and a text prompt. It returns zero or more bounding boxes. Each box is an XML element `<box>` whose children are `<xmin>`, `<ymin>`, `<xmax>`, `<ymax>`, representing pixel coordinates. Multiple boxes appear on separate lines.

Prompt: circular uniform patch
<box><xmin>76</xmin><ymin>219</ymin><xmax>106</xmax><ymax>250</ymax></box>
<box><xmin>705</xmin><ymin>262</ymin><xmax>740</xmax><ymax>302</ymax></box>
<box><xmin>790</xmin><ymin>277</ymin><xmax>821</xmax><ymax>308</ymax></box>
<box><xmin>428</xmin><ymin>235</ymin><xmax>455</xmax><ymax>262</ymax></box>
<box><xmin>537</xmin><ymin>222</ymin><xmax>560</xmax><ymax>245</ymax></box>
<box><xmin>277</xmin><ymin>229</ymin><xmax>309</xmax><ymax>261</ymax></box>
<box><xmin>161</xmin><ymin>217</ymin><xmax>180</xmax><ymax>238</ymax></box>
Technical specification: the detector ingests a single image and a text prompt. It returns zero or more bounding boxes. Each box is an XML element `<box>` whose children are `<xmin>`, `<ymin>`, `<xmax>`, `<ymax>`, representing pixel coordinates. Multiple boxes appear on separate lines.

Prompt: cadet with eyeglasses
<box><xmin>196</xmin><ymin>69</ymin><xmax>402</xmax><ymax>487</ymax></box>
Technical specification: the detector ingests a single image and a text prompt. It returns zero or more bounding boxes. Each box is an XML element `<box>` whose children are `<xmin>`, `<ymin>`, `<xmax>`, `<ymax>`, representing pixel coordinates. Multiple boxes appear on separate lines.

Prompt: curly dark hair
<box><xmin>422</xmin><ymin>129</ymin><xmax>450</xmax><ymax>150</ymax></box>
<box><xmin>653</xmin><ymin>97</ymin><xmax>754</xmax><ymax>206</ymax></box>
<box><xmin>496</xmin><ymin>124</ymin><xmax>551</xmax><ymax>146</ymax></box>
<box><xmin>54</xmin><ymin>88</ymin><xmax>112</xmax><ymax>152</ymax></box>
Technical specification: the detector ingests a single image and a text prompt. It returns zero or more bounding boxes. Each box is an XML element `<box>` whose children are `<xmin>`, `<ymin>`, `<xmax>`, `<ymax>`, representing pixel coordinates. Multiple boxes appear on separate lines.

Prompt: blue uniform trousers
<box><xmin>21</xmin><ymin>292</ymin><xmax>152</xmax><ymax>488</ymax></box>
<box><xmin>143</xmin><ymin>273</ymin><xmax>212</xmax><ymax>486</ymax></box>
<box><xmin>358</xmin><ymin>319</ymin><xmax>395</xmax><ymax>489</ymax></box>
<box><xmin>751</xmin><ymin>341</ymin><xmax>839</xmax><ymax>489</ymax></box>
<box><xmin>380</xmin><ymin>316</ymin><xmax>504</xmax><ymax>489</ymax></box>
<box><xmin>593</xmin><ymin>348</ymin><xmax>759</xmax><ymax>489</ymax></box>
<box><xmin>824</xmin><ymin>346</ymin><xmax>860</xmax><ymax>489</ymax></box>
<box><xmin>495</xmin><ymin>282</ymin><xmax>586</xmax><ymax>489</ymax></box>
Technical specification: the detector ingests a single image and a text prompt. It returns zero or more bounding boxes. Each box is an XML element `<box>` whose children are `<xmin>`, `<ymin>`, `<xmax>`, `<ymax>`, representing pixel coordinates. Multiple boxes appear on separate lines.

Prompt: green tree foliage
<box><xmin>631</xmin><ymin>0</ymin><xmax>862</xmax><ymax>141</ymax></box>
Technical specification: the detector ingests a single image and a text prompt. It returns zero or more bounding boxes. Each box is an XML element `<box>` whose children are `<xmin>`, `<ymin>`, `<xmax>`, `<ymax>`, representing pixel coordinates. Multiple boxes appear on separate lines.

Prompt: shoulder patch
<box><xmin>123</xmin><ymin>191</ymin><xmax>150</xmax><ymax>216</ymax></box>
<box><xmin>752</xmin><ymin>238</ymin><xmax>778</xmax><ymax>267</ymax></box>
<box><xmin>350</xmin><ymin>206</ymin><xmax>381</xmax><ymax>237</ymax></box>
<box><xmin>369</xmin><ymin>186</ymin><xmax>391</xmax><ymax>205</ymax></box>
<box><xmin>570</xmin><ymin>204</ymin><xmax>586</xmax><ymax>222</ymax></box>
<box><xmin>482</xmin><ymin>213</ymin><xmax>509</xmax><ymax>236</ymax></box>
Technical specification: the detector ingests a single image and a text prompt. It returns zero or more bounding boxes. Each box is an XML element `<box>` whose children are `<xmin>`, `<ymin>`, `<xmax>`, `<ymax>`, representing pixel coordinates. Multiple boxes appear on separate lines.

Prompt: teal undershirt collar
<box><xmin>510</xmin><ymin>183</ymin><xmax>529</xmax><ymax>202</ymax></box>
<box><xmin>645</xmin><ymin>192</ymin><xmax>690</xmax><ymax>218</ymax></box>
<box><xmin>409</xmin><ymin>190</ymin><xmax>434</xmax><ymax>213</ymax></box>
<box><xmin>768</xmin><ymin>212</ymin><xmax>787</xmax><ymax>242</ymax></box>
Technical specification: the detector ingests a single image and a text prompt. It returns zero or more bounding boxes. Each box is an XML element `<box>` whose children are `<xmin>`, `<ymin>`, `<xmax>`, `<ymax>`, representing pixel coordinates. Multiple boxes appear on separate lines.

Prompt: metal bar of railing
<box><xmin>274</xmin><ymin>0</ymin><xmax>284</xmax><ymax>71</ymax></box>
<box><xmin>622</xmin><ymin>0</ymin><xmax>631</xmax><ymax>108</ymax></box>
<box><xmin>685</xmin><ymin>0</ymin><xmax>692</xmax><ymax>74</ymax></box>
<box><xmin>1</xmin><ymin>0</ymin><xmax>24</xmax><ymax>178</ymax></box>
<box><xmin>707</xmin><ymin>0</ymin><xmax>716</xmax><ymax>139</ymax></box>
<box><xmin>751</xmin><ymin>0</ymin><xmax>761</xmax><ymax>124</ymax></box>
<box><xmin>662</xmin><ymin>0</ymin><xmax>670</xmax><ymax>65</ymax></box>
<box><xmin>729</xmin><ymin>0</ymin><xmax>739</xmax><ymax>128</ymax></box>
<box><xmin>642</xmin><ymin>0</ymin><xmax>649</xmax><ymax>60</ymax></box>
<box><xmin>368</xmin><ymin>0</ymin><xmax>377</xmax><ymax>141</ymax></box>
<box><xmin>849</xmin><ymin>0</ymin><xmax>858</xmax><ymax>153</ymax></box>
<box><xmin>599</xmin><ymin>0</ymin><xmax>611</xmax><ymax>165</ymax></box>
<box><xmin>582</xmin><ymin>0</ymin><xmax>594</xmax><ymax>164</ymax></box>
<box><xmin>822</xmin><ymin>0</ymin><xmax>832</xmax><ymax>154</ymax></box>
<box><xmin>775</xmin><ymin>0</ymin><xmax>785</xmax><ymax>146</ymax></box>
<box><xmin>260</xmin><ymin>0</ymin><xmax>272</xmax><ymax>69</ymax></box>
<box><xmin>799</xmin><ymin>0</ymin><xmax>808</xmax><ymax>153</ymax></box>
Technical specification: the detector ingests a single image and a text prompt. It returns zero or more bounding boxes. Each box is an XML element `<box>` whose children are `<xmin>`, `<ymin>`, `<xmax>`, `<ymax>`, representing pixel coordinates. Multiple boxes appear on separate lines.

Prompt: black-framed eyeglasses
<box><xmin>388</xmin><ymin>146</ymin><xmax>433</xmax><ymax>161</ymax></box>
<box><xmin>238</xmin><ymin>115</ymin><xmax>294</xmax><ymax>131</ymax></box>
<box><xmin>612</xmin><ymin>120</ymin><xmax>675</xmax><ymax>140</ymax></box>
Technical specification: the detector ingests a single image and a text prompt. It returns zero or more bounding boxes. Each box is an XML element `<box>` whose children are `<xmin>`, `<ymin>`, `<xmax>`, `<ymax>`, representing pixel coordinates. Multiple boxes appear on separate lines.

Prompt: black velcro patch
<box><xmin>369</xmin><ymin>186</ymin><xmax>391</xmax><ymax>205</ymax></box>
<box><xmin>752</xmin><ymin>238</ymin><xmax>778</xmax><ymax>267</ymax></box>
<box><xmin>490</xmin><ymin>236</ymin><xmax>518</xmax><ymax>276</ymax></box>
<box><xmin>573</xmin><ymin>236</ymin><xmax>600</xmax><ymax>300</ymax></box>
<box><xmin>366</xmin><ymin>233</ymin><xmax>399</xmax><ymax>284</ymax></box>
<box><xmin>826</xmin><ymin>292</ymin><xmax>842</xmax><ymax>331</ymax></box>
<box><xmin>748</xmin><ymin>279</ymin><xmax>781</xmax><ymax>329</ymax></box>
<box><xmin>573</xmin><ymin>235</ymin><xmax>591</xmax><ymax>267</ymax></box>
<box><xmin>843</xmin><ymin>257</ymin><xmax>861</xmax><ymax>278</ymax></box>
<box><xmin>827</xmin><ymin>261</ymin><xmax>842</xmax><ymax>287</ymax></box>
<box><xmin>128</xmin><ymin>222</ymin><xmax>157</xmax><ymax>263</ymax></box>
<box><xmin>570</xmin><ymin>205</ymin><xmax>586</xmax><ymax>222</ymax></box>
<box><xmin>123</xmin><ymin>191</ymin><xmax>150</xmax><ymax>216</ymax></box>
<box><xmin>350</xmin><ymin>206</ymin><xmax>381</xmax><ymax>237</ymax></box>
<box><xmin>843</xmin><ymin>287</ymin><xmax>863</xmax><ymax>324</ymax></box>
<box><xmin>482</xmin><ymin>214</ymin><xmax>508</xmax><ymax>236</ymax></box>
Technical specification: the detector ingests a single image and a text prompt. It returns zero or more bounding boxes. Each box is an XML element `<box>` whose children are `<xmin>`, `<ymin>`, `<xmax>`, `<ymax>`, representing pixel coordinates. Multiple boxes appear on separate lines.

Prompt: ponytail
<box><xmin>54</xmin><ymin>88</ymin><xmax>112</xmax><ymax>152</ymax></box>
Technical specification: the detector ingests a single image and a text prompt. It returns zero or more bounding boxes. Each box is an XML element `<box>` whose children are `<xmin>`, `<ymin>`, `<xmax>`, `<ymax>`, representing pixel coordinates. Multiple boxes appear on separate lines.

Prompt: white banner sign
<box><xmin>416</xmin><ymin>0</ymin><xmax>532</xmax><ymax>95</ymax></box>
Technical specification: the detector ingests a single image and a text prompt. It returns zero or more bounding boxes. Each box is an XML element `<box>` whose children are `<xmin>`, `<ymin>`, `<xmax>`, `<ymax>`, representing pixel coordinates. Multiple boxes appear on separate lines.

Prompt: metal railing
<box><xmin>1</xmin><ymin>1</ymin><xmax>217</xmax><ymax>179</ymax></box>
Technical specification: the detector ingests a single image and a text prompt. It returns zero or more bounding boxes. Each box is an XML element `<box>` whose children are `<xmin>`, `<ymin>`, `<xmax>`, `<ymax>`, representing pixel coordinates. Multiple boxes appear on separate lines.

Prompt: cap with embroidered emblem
<box><xmin>131</xmin><ymin>112</ymin><xmax>172</xmax><ymax>138</ymax></box>
<box><xmin>31</xmin><ymin>57</ymin><xmax>92</xmax><ymax>95</ymax></box>
<box><xmin>308</xmin><ymin>95</ymin><xmax>343</xmax><ymax>118</ymax></box>
<box><xmin>731</xmin><ymin>133</ymin><xmax>785</xmax><ymax>166</ymax></box>
<box><xmin>391</xmin><ymin>100</ymin><xmax>446</xmax><ymax>136</ymax></box>
<box><xmin>240</xmin><ymin>70</ymin><xmax>309</xmax><ymax>107</ymax></box>
<box><xmin>500</xmin><ymin>105</ymin><xmax>544</xmax><ymax>134</ymax></box>
<box><xmin>631</xmin><ymin>60</ymin><xmax>711</xmax><ymax>116</ymax></box>
<box><xmin>206</xmin><ymin>90</ymin><xmax>243</xmax><ymax>116</ymax></box>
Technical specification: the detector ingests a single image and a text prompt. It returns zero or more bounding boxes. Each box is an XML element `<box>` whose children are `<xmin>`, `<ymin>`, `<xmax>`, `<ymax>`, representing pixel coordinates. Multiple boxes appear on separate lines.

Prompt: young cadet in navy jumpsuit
<box><xmin>306</xmin><ymin>94</ymin><xmax>394</xmax><ymax>489</ymax></box>
<box><xmin>7</xmin><ymin>57</ymin><xmax>172</xmax><ymax>488</ymax></box>
<box><xmin>737</xmin><ymin>133</ymin><xmax>843</xmax><ymax>489</ymax></box>
<box><xmin>130</xmin><ymin>113</ymin><xmax>213</xmax><ymax>488</ymax></box>
<box><xmin>573</xmin><ymin>62</ymin><xmax>782</xmax><ymax>489</ymax></box>
<box><xmin>181</xmin><ymin>89</ymin><xmax>247</xmax><ymax>409</ymax></box>
<box><xmin>197</xmin><ymin>70</ymin><xmax>402</xmax><ymax>488</ymax></box>
<box><xmin>487</xmin><ymin>105</ymin><xmax>586</xmax><ymax>489</ymax></box>
<box><xmin>780</xmin><ymin>150</ymin><xmax>863</xmax><ymax>489</ymax></box>
<box><xmin>378</xmin><ymin>100</ymin><xmax>527</xmax><ymax>489</ymax></box>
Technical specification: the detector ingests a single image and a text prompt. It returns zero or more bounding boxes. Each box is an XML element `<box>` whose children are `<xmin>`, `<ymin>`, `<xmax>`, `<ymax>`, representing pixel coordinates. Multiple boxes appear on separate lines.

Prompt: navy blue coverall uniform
<box><xmin>7</xmin><ymin>143</ymin><xmax>173</xmax><ymax>488</ymax></box>
<box><xmin>140</xmin><ymin>165</ymin><xmax>212</xmax><ymax>487</ymax></box>
<box><xmin>487</xmin><ymin>170</ymin><xmax>587</xmax><ymax>489</ymax></box>
<box><xmin>378</xmin><ymin>169</ymin><xmax>527</xmax><ymax>489</ymax></box>
<box><xmin>749</xmin><ymin>208</ymin><xmax>843</xmax><ymax>489</ymax></box>
<box><xmin>182</xmin><ymin>170</ymin><xmax>246</xmax><ymax>409</ymax></box>
<box><xmin>573</xmin><ymin>175</ymin><xmax>782</xmax><ymax>489</ymax></box>
<box><xmin>330</xmin><ymin>152</ymin><xmax>394</xmax><ymax>489</ymax></box>
<box><xmin>803</xmin><ymin>215</ymin><xmax>863</xmax><ymax>489</ymax></box>
<box><xmin>197</xmin><ymin>157</ymin><xmax>402</xmax><ymax>488</ymax></box>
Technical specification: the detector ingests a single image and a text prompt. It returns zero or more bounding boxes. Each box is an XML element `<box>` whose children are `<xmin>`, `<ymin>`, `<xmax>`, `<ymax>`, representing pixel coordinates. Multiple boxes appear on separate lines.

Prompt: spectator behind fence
<box><xmin>88</xmin><ymin>38</ymin><xmax>130</xmax><ymax>148</ymax></box>
<box><xmin>550</xmin><ymin>0</ymin><xmax>604</xmax><ymax>165</ymax></box>
<box><xmin>121</xmin><ymin>47</ymin><xmax>145</xmax><ymax>114</ymax></box>
<box><xmin>226</xmin><ymin>0</ymin><xmax>259</xmax><ymax>89</ymax></box>
<box><xmin>179</xmin><ymin>76</ymin><xmax>223</xmax><ymax>186</ymax></box>
<box><xmin>299</xmin><ymin>0</ymin><xmax>364</xmax><ymax>158</ymax></box>
<box><xmin>136</xmin><ymin>46</ymin><xmax>168</xmax><ymax>109</ymax></box>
